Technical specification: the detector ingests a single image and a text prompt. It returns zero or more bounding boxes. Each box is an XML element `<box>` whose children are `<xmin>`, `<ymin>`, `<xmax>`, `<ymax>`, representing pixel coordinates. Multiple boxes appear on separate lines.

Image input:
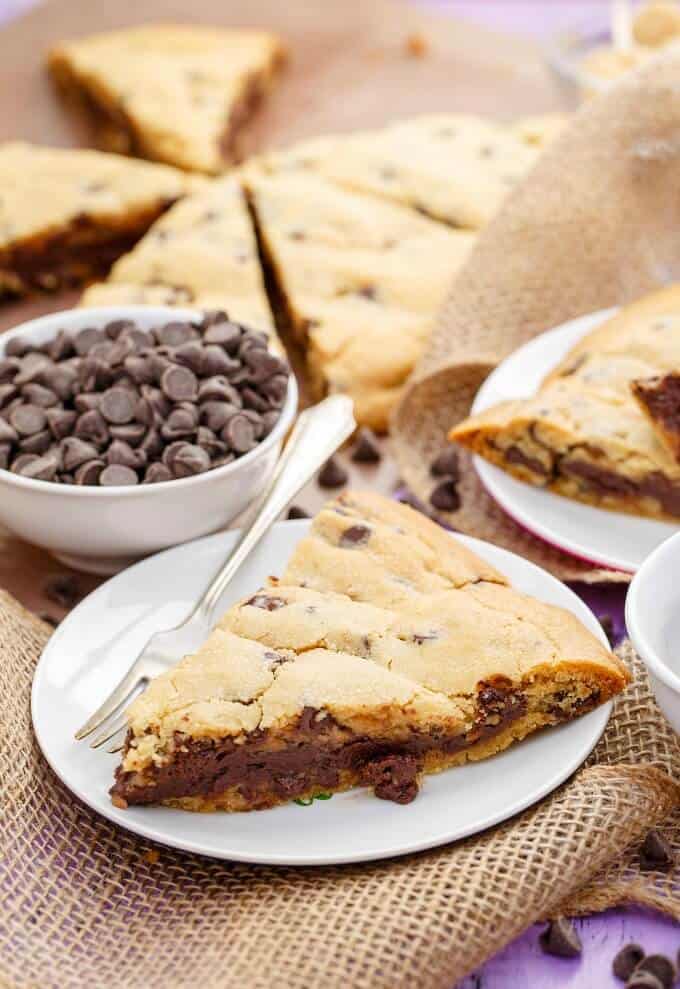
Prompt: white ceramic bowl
<box><xmin>0</xmin><ymin>306</ymin><xmax>297</xmax><ymax>574</ymax></box>
<box><xmin>626</xmin><ymin>531</ymin><xmax>680</xmax><ymax>734</ymax></box>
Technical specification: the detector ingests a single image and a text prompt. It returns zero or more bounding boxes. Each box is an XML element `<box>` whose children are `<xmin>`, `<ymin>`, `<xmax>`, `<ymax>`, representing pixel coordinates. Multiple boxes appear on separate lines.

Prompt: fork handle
<box><xmin>191</xmin><ymin>394</ymin><xmax>356</xmax><ymax>625</ymax></box>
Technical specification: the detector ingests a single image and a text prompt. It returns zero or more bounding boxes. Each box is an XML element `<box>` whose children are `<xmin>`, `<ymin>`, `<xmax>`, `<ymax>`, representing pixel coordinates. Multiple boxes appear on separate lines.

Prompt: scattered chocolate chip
<box><xmin>247</xmin><ymin>594</ymin><xmax>286</xmax><ymax>610</ymax></box>
<box><xmin>44</xmin><ymin>572</ymin><xmax>81</xmax><ymax>609</ymax></box>
<box><xmin>635</xmin><ymin>956</ymin><xmax>676</xmax><ymax>989</ymax></box>
<box><xmin>429</xmin><ymin>479</ymin><xmax>461</xmax><ymax>512</ymax></box>
<box><xmin>430</xmin><ymin>447</ymin><xmax>460</xmax><ymax>479</ymax></box>
<box><xmin>40</xmin><ymin>612</ymin><xmax>60</xmax><ymax>629</ymax></box>
<box><xmin>625</xmin><ymin>972</ymin><xmax>665</xmax><ymax>989</ymax></box>
<box><xmin>287</xmin><ymin>505</ymin><xmax>310</xmax><ymax>520</ymax></box>
<box><xmin>351</xmin><ymin>427</ymin><xmax>381</xmax><ymax>464</ymax></box>
<box><xmin>639</xmin><ymin>830</ymin><xmax>675</xmax><ymax>872</ymax></box>
<box><xmin>538</xmin><ymin>917</ymin><xmax>582</xmax><ymax>959</ymax></box>
<box><xmin>318</xmin><ymin>456</ymin><xmax>348</xmax><ymax>489</ymax></box>
<box><xmin>99</xmin><ymin>464</ymin><xmax>139</xmax><ymax>486</ymax></box>
<box><xmin>340</xmin><ymin>524</ymin><xmax>371</xmax><ymax>547</ymax></box>
<box><xmin>613</xmin><ymin>944</ymin><xmax>646</xmax><ymax>981</ymax></box>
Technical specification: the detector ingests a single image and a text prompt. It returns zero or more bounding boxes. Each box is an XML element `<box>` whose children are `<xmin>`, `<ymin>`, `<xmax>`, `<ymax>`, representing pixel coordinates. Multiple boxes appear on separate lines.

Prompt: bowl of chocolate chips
<box><xmin>0</xmin><ymin>305</ymin><xmax>297</xmax><ymax>573</ymax></box>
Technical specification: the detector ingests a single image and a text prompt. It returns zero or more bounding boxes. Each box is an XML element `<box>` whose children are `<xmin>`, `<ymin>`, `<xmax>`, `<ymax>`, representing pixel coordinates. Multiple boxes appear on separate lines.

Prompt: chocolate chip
<box><xmin>5</xmin><ymin>336</ymin><xmax>30</xmax><ymax>358</ymax></box>
<box><xmin>104</xmin><ymin>319</ymin><xmax>135</xmax><ymax>340</ymax></box>
<box><xmin>74</xmin><ymin>459</ymin><xmax>105</xmax><ymax>485</ymax></box>
<box><xmin>613</xmin><ymin>944</ymin><xmax>646</xmax><ymax>980</ymax></box>
<box><xmin>123</xmin><ymin>355</ymin><xmax>155</xmax><ymax>385</ymax></box>
<box><xmin>261</xmin><ymin>410</ymin><xmax>281</xmax><ymax>437</ymax></box>
<box><xmin>139</xmin><ymin>427</ymin><xmax>163</xmax><ymax>459</ymax></box>
<box><xmin>247</xmin><ymin>594</ymin><xmax>286</xmax><ymax>610</ymax></box>
<box><xmin>429</xmin><ymin>479</ymin><xmax>461</xmax><ymax>512</ymax></box>
<box><xmin>20</xmin><ymin>449</ymin><xmax>60</xmax><ymax>481</ymax></box>
<box><xmin>75</xmin><ymin>409</ymin><xmax>109</xmax><ymax>446</ymax></box>
<box><xmin>0</xmin><ymin>357</ymin><xmax>19</xmax><ymax>382</ymax></box>
<box><xmin>11</xmin><ymin>453</ymin><xmax>38</xmax><ymax>474</ymax></box>
<box><xmin>599</xmin><ymin>613</ymin><xmax>615</xmax><ymax>646</ymax></box>
<box><xmin>198</xmin><ymin>375</ymin><xmax>241</xmax><ymax>405</ymax></box>
<box><xmin>162</xmin><ymin>440</ymin><xmax>187</xmax><ymax>470</ymax></box>
<box><xmin>538</xmin><ymin>918</ymin><xmax>582</xmax><ymax>958</ymax></box>
<box><xmin>241</xmin><ymin>386</ymin><xmax>271</xmax><ymax>413</ymax></box>
<box><xmin>21</xmin><ymin>383</ymin><xmax>59</xmax><ymax>408</ymax></box>
<box><xmin>639</xmin><ymin>830</ymin><xmax>675</xmax><ymax>872</ymax></box>
<box><xmin>40</xmin><ymin>612</ymin><xmax>60</xmax><ymax>628</ymax></box>
<box><xmin>172</xmin><ymin>443</ymin><xmax>210</xmax><ymax>477</ymax></box>
<box><xmin>100</xmin><ymin>387</ymin><xmax>135</xmax><ymax>425</ymax></box>
<box><xmin>44</xmin><ymin>408</ymin><xmax>76</xmax><ymax>441</ymax></box>
<box><xmin>243</xmin><ymin>348</ymin><xmax>286</xmax><ymax>383</ymax></box>
<box><xmin>143</xmin><ymin>462</ymin><xmax>173</xmax><ymax>484</ymax></box>
<box><xmin>0</xmin><ymin>443</ymin><xmax>11</xmax><ymax>469</ymax></box>
<box><xmin>118</xmin><ymin>327</ymin><xmax>149</xmax><ymax>353</ymax></box>
<box><xmin>48</xmin><ymin>330</ymin><xmax>74</xmax><ymax>362</ymax></box>
<box><xmin>200</xmin><ymin>345</ymin><xmax>237</xmax><ymax>378</ymax></box>
<box><xmin>99</xmin><ymin>464</ymin><xmax>139</xmax><ymax>486</ymax></box>
<box><xmin>0</xmin><ymin>383</ymin><xmax>17</xmax><ymax>408</ymax></box>
<box><xmin>157</xmin><ymin>321</ymin><xmax>197</xmax><ymax>347</ymax></box>
<box><xmin>196</xmin><ymin>426</ymin><xmax>226</xmax><ymax>458</ymax></box>
<box><xmin>136</xmin><ymin>386</ymin><xmax>171</xmax><ymax>426</ymax></box>
<box><xmin>340</xmin><ymin>524</ymin><xmax>371</xmax><ymax>547</ymax></box>
<box><xmin>626</xmin><ymin>973</ymin><xmax>665</xmax><ymax>989</ymax></box>
<box><xmin>74</xmin><ymin>327</ymin><xmax>105</xmax><ymax>356</ymax></box>
<box><xmin>260</xmin><ymin>374</ymin><xmax>289</xmax><ymax>407</ymax></box>
<box><xmin>318</xmin><ymin>456</ymin><xmax>348</xmax><ymax>489</ymax></box>
<box><xmin>109</xmin><ymin>422</ymin><xmax>147</xmax><ymax>446</ymax></box>
<box><xmin>222</xmin><ymin>413</ymin><xmax>257</xmax><ymax>454</ymax></box>
<box><xmin>161</xmin><ymin>364</ymin><xmax>198</xmax><ymax>402</ymax></box>
<box><xmin>74</xmin><ymin>393</ymin><xmax>100</xmax><ymax>413</ymax></box>
<box><xmin>61</xmin><ymin>437</ymin><xmax>99</xmax><ymax>471</ymax></box>
<box><xmin>0</xmin><ymin>416</ymin><xmax>17</xmax><ymax>444</ymax></box>
<box><xmin>107</xmin><ymin>440</ymin><xmax>146</xmax><ymax>470</ymax></box>
<box><xmin>10</xmin><ymin>404</ymin><xmax>47</xmax><ymax>436</ymax></box>
<box><xmin>44</xmin><ymin>572</ymin><xmax>81</xmax><ymax>609</ymax></box>
<box><xmin>160</xmin><ymin>408</ymin><xmax>197</xmax><ymax>441</ymax></box>
<box><xmin>287</xmin><ymin>505</ymin><xmax>310</xmax><ymax>520</ymax></box>
<box><xmin>173</xmin><ymin>341</ymin><xmax>205</xmax><ymax>375</ymax></box>
<box><xmin>204</xmin><ymin>320</ymin><xmax>242</xmax><ymax>352</ymax></box>
<box><xmin>200</xmin><ymin>400</ymin><xmax>239</xmax><ymax>432</ymax></box>
<box><xmin>430</xmin><ymin>448</ymin><xmax>460</xmax><ymax>479</ymax></box>
<box><xmin>79</xmin><ymin>356</ymin><xmax>114</xmax><ymax>392</ymax></box>
<box><xmin>635</xmin><ymin>956</ymin><xmax>676</xmax><ymax>989</ymax></box>
<box><xmin>19</xmin><ymin>429</ymin><xmax>52</xmax><ymax>455</ymax></box>
<box><xmin>351</xmin><ymin>427</ymin><xmax>381</xmax><ymax>464</ymax></box>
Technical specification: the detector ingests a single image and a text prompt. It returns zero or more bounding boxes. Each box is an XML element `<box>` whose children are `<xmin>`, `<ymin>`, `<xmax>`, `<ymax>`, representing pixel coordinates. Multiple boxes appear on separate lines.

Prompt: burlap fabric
<box><xmin>392</xmin><ymin>51</ymin><xmax>680</xmax><ymax>583</ymax></box>
<box><xmin>2</xmin><ymin>590</ymin><xmax>679</xmax><ymax>989</ymax></box>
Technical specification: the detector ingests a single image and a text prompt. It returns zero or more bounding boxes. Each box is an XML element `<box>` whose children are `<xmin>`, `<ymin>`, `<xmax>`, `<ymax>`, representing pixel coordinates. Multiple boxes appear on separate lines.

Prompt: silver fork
<box><xmin>75</xmin><ymin>394</ymin><xmax>356</xmax><ymax>752</ymax></box>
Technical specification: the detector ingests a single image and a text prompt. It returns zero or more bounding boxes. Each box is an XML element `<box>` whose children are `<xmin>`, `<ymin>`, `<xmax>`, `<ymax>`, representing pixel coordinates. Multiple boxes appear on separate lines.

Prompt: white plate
<box><xmin>32</xmin><ymin>521</ymin><xmax>611</xmax><ymax>866</ymax></box>
<box><xmin>472</xmin><ymin>308</ymin><xmax>678</xmax><ymax>573</ymax></box>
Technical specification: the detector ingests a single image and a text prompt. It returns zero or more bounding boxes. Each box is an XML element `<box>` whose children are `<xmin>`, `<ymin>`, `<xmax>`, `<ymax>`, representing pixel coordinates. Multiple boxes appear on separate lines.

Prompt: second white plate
<box><xmin>471</xmin><ymin>308</ymin><xmax>678</xmax><ymax>573</ymax></box>
<box><xmin>32</xmin><ymin>521</ymin><xmax>610</xmax><ymax>865</ymax></box>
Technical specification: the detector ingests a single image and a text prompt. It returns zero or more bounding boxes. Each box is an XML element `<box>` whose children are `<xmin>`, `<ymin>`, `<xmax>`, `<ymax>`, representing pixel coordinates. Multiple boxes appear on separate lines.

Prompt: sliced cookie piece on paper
<box><xmin>82</xmin><ymin>176</ymin><xmax>275</xmax><ymax>339</ymax></box>
<box><xmin>49</xmin><ymin>24</ymin><xmax>286</xmax><ymax>174</ymax></box>
<box><xmin>0</xmin><ymin>142</ymin><xmax>199</xmax><ymax>298</ymax></box>
<box><xmin>248</xmin><ymin>113</ymin><xmax>544</xmax><ymax>229</ymax></box>
<box><xmin>245</xmin><ymin>171</ymin><xmax>475</xmax><ymax>429</ymax></box>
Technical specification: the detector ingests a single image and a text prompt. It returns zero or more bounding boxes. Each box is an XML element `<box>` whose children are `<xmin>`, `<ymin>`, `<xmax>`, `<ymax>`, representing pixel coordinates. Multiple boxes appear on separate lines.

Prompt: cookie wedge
<box><xmin>0</xmin><ymin>142</ymin><xmax>199</xmax><ymax>297</ymax></box>
<box><xmin>111</xmin><ymin>491</ymin><xmax>628</xmax><ymax>812</ymax></box>
<box><xmin>49</xmin><ymin>24</ymin><xmax>285</xmax><ymax>174</ymax></box>
<box><xmin>245</xmin><ymin>171</ymin><xmax>475</xmax><ymax>429</ymax></box>
<box><xmin>81</xmin><ymin>176</ymin><xmax>275</xmax><ymax>338</ymax></box>
<box><xmin>452</xmin><ymin>285</ymin><xmax>680</xmax><ymax>520</ymax></box>
<box><xmin>248</xmin><ymin>113</ymin><xmax>546</xmax><ymax>229</ymax></box>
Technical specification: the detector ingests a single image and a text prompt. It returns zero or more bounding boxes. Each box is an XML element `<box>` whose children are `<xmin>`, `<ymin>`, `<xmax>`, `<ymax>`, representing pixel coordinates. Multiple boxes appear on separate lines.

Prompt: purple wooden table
<box><xmin>2</xmin><ymin>0</ymin><xmax>676</xmax><ymax>984</ymax></box>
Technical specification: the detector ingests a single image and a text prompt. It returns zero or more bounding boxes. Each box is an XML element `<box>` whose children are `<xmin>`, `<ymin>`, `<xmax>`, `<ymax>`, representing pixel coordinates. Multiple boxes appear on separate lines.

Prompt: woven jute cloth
<box><xmin>392</xmin><ymin>50</ymin><xmax>680</xmax><ymax>583</ymax></box>
<box><xmin>3</xmin><ymin>591</ymin><xmax>679</xmax><ymax>989</ymax></box>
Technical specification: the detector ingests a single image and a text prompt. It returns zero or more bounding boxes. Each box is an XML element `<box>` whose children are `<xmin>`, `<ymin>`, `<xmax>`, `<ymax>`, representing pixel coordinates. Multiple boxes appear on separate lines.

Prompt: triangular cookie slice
<box><xmin>452</xmin><ymin>285</ymin><xmax>680</xmax><ymax>519</ymax></box>
<box><xmin>246</xmin><ymin>171</ymin><xmax>475</xmax><ymax>428</ymax></box>
<box><xmin>82</xmin><ymin>176</ymin><xmax>275</xmax><ymax>338</ymax></box>
<box><xmin>248</xmin><ymin>113</ymin><xmax>543</xmax><ymax>229</ymax></box>
<box><xmin>0</xmin><ymin>142</ymin><xmax>199</xmax><ymax>297</ymax></box>
<box><xmin>49</xmin><ymin>25</ymin><xmax>285</xmax><ymax>174</ymax></box>
<box><xmin>111</xmin><ymin>492</ymin><xmax>627</xmax><ymax>812</ymax></box>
